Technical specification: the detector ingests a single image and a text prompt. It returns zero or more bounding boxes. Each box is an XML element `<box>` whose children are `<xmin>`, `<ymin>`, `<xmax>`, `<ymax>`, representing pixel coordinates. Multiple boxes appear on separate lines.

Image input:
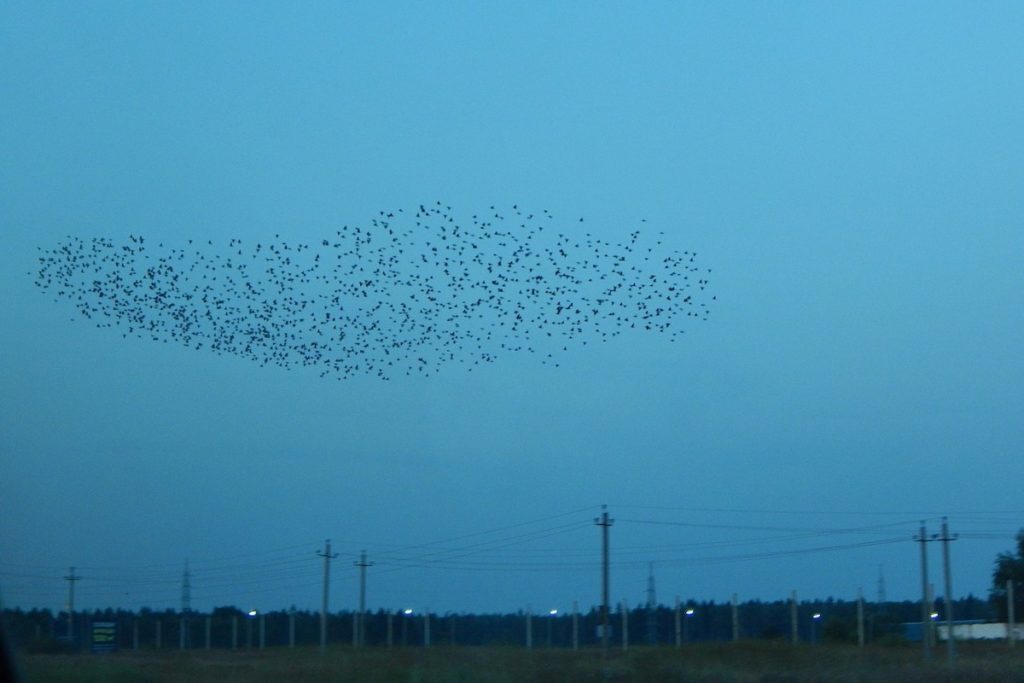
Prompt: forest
<box><xmin>2</xmin><ymin>595</ymin><xmax>997</xmax><ymax>653</ymax></box>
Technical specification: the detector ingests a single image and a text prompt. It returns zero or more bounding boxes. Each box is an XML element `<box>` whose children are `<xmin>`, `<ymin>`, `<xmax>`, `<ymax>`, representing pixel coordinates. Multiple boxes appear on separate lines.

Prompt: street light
<box><xmin>684</xmin><ymin>608</ymin><xmax>694</xmax><ymax>644</ymax></box>
<box><xmin>547</xmin><ymin>609</ymin><xmax>558</xmax><ymax>647</ymax></box>
<box><xmin>811</xmin><ymin>613</ymin><xmax>822</xmax><ymax>644</ymax></box>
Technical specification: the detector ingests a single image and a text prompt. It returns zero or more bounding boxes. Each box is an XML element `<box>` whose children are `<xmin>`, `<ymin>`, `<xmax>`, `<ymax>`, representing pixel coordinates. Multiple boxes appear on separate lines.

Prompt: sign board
<box><xmin>91</xmin><ymin>621</ymin><xmax>117</xmax><ymax>653</ymax></box>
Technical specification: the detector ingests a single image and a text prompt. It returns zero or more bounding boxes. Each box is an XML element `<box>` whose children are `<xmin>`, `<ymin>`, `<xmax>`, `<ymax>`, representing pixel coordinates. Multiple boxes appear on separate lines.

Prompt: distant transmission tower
<box><xmin>876</xmin><ymin>565</ymin><xmax>887</xmax><ymax>604</ymax></box>
<box><xmin>646</xmin><ymin>563</ymin><xmax>657</xmax><ymax>645</ymax></box>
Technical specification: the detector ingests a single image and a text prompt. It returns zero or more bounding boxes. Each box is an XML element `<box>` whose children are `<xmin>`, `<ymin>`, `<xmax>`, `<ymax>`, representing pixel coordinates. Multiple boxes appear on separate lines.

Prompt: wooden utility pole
<box><xmin>526</xmin><ymin>607</ymin><xmax>532</xmax><ymax>649</ymax></box>
<box><xmin>731</xmin><ymin>594</ymin><xmax>739</xmax><ymax>642</ymax></box>
<box><xmin>621</xmin><ymin>600</ymin><xmax>628</xmax><ymax>651</ymax></box>
<box><xmin>355</xmin><ymin>550</ymin><xmax>373</xmax><ymax>647</ymax></box>
<box><xmin>939</xmin><ymin>517</ymin><xmax>957</xmax><ymax>665</ymax></box>
<box><xmin>928</xmin><ymin>583</ymin><xmax>936</xmax><ymax>648</ymax></box>
<box><xmin>572</xmin><ymin>601</ymin><xmax>579</xmax><ymax>650</ymax></box>
<box><xmin>594</xmin><ymin>505</ymin><xmax>613</xmax><ymax>659</ymax></box>
<box><xmin>915</xmin><ymin>522</ymin><xmax>932</xmax><ymax>661</ymax></box>
<box><xmin>1008</xmin><ymin>580</ymin><xmax>1016</xmax><ymax>647</ymax></box>
<box><xmin>790</xmin><ymin>590</ymin><xmax>798</xmax><ymax>644</ymax></box>
<box><xmin>674</xmin><ymin>596</ymin><xmax>681</xmax><ymax>648</ymax></box>
<box><xmin>857</xmin><ymin>587</ymin><xmax>865</xmax><ymax>648</ymax></box>
<box><xmin>317</xmin><ymin>539</ymin><xmax>338</xmax><ymax>653</ymax></box>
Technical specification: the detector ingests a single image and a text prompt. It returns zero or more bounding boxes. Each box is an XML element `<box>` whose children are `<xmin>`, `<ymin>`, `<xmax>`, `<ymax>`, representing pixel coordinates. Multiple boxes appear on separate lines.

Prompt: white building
<box><xmin>936</xmin><ymin>622</ymin><xmax>1022</xmax><ymax>641</ymax></box>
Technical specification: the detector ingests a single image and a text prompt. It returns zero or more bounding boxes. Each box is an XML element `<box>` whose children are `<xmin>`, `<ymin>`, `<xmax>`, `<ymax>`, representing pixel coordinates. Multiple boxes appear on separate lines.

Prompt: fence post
<box><xmin>790</xmin><ymin>591</ymin><xmax>799</xmax><ymax>644</ymax></box>
<box><xmin>621</xmin><ymin>601</ymin><xmax>628</xmax><ymax>651</ymax></box>
<box><xmin>731</xmin><ymin>594</ymin><xmax>739</xmax><ymax>642</ymax></box>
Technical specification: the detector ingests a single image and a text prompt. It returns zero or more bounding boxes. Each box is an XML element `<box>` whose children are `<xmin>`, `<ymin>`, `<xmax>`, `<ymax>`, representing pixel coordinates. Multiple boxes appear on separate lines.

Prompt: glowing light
<box><xmin>685</xmin><ymin>608</ymin><xmax>695</xmax><ymax>616</ymax></box>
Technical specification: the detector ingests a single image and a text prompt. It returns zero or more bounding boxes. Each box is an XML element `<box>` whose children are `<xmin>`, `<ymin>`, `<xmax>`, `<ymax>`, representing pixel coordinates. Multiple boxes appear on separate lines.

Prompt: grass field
<box><xmin>14</xmin><ymin>641</ymin><xmax>1024</xmax><ymax>683</ymax></box>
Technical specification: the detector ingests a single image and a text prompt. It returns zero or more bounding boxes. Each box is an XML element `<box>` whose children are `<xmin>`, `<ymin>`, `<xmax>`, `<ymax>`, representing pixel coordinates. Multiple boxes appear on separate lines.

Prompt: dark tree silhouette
<box><xmin>991</xmin><ymin>529</ymin><xmax>1024</xmax><ymax>621</ymax></box>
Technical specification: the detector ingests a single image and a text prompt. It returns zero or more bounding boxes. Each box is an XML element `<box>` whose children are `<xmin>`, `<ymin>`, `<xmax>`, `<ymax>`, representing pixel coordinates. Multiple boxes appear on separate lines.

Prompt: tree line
<box><xmin>6</xmin><ymin>529</ymin><xmax>1022</xmax><ymax>653</ymax></box>
<box><xmin>0</xmin><ymin>596</ymin><xmax>995</xmax><ymax>652</ymax></box>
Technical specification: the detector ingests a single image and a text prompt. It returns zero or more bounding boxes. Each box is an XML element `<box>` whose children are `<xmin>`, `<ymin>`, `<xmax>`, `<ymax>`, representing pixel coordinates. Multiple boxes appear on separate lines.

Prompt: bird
<box><xmin>34</xmin><ymin>204</ymin><xmax>713</xmax><ymax>380</ymax></box>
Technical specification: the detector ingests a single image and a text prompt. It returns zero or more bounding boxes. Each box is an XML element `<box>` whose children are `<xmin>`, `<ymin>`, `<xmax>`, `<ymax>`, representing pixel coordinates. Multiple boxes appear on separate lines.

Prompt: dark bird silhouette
<box><xmin>34</xmin><ymin>204</ymin><xmax>713</xmax><ymax>380</ymax></box>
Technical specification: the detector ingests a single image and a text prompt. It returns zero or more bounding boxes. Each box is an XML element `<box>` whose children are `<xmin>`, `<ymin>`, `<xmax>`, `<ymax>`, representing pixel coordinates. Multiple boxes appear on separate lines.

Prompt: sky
<box><xmin>1</xmin><ymin>1</ymin><xmax>1023</xmax><ymax>617</ymax></box>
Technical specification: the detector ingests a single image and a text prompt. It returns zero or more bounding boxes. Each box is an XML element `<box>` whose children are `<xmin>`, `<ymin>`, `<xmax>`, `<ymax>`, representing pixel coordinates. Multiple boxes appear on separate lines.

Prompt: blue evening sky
<box><xmin>2</xmin><ymin>2</ymin><xmax>1022</xmax><ymax>615</ymax></box>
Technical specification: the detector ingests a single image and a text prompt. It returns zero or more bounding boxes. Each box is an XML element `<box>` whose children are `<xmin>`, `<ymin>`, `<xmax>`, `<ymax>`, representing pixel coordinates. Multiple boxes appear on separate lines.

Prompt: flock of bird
<box><xmin>35</xmin><ymin>204</ymin><xmax>712</xmax><ymax>380</ymax></box>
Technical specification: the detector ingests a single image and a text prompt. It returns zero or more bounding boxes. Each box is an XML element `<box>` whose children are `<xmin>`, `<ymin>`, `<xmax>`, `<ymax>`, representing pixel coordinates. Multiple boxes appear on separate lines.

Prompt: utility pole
<box><xmin>731</xmin><ymin>593</ymin><xmax>739</xmax><ymax>642</ymax></box>
<box><xmin>62</xmin><ymin>567</ymin><xmax>80</xmax><ymax>643</ymax></box>
<box><xmin>181</xmin><ymin>559</ymin><xmax>192</xmax><ymax>649</ymax></box>
<box><xmin>1008</xmin><ymin>580</ymin><xmax>1016</xmax><ymax>647</ymax></box>
<box><xmin>526</xmin><ymin>607</ymin><xmax>532</xmax><ymax>649</ymax></box>
<box><xmin>928</xmin><ymin>584</ymin><xmax>936</xmax><ymax>648</ymax></box>
<box><xmin>914</xmin><ymin>522</ymin><xmax>932</xmax><ymax>661</ymax></box>
<box><xmin>790</xmin><ymin>590</ymin><xmax>798</xmax><ymax>644</ymax></box>
<box><xmin>355</xmin><ymin>550</ymin><xmax>373</xmax><ymax>647</ymax></box>
<box><xmin>594</xmin><ymin>504</ymin><xmax>613</xmax><ymax>659</ymax></box>
<box><xmin>674</xmin><ymin>596</ymin><xmax>681</xmax><ymax>648</ymax></box>
<box><xmin>572</xmin><ymin>600</ymin><xmax>579</xmax><ymax>651</ymax></box>
<box><xmin>317</xmin><ymin>539</ymin><xmax>338</xmax><ymax>653</ymax></box>
<box><xmin>621</xmin><ymin>600</ymin><xmax>628</xmax><ymax>651</ymax></box>
<box><xmin>857</xmin><ymin>587</ymin><xmax>865</xmax><ymax>648</ymax></box>
<box><xmin>939</xmin><ymin>517</ymin><xmax>958</xmax><ymax>664</ymax></box>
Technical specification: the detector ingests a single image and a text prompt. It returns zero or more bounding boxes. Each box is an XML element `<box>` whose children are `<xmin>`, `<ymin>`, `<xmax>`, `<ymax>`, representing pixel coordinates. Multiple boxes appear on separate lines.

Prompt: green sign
<box><xmin>91</xmin><ymin>621</ymin><xmax>117</xmax><ymax>653</ymax></box>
